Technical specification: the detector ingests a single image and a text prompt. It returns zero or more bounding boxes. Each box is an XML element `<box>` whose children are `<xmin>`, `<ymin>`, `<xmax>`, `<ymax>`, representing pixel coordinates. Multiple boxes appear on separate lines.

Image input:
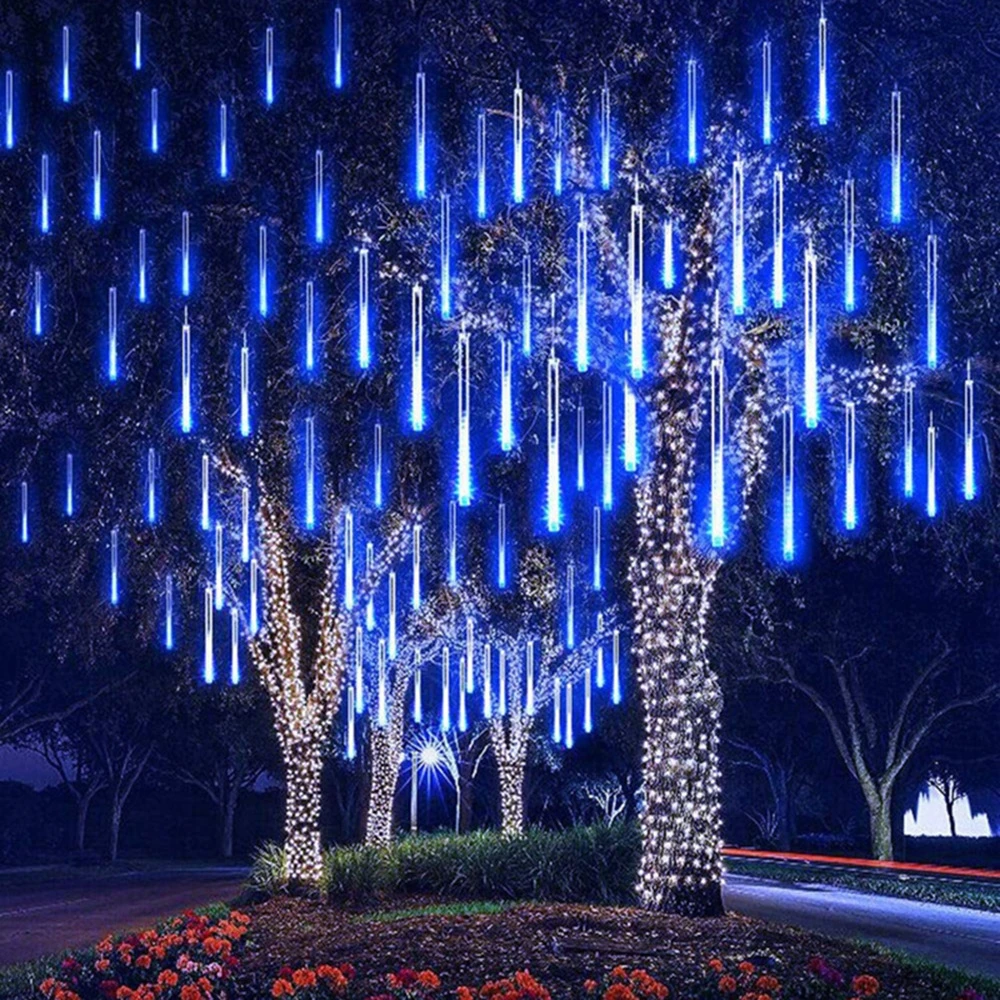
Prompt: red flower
<box><xmin>851</xmin><ymin>975</ymin><xmax>880</xmax><ymax>997</ymax></box>
<box><xmin>279</xmin><ymin>966</ymin><xmax>295</xmax><ymax>981</ymax></box>
<box><xmin>271</xmin><ymin>981</ymin><xmax>294</xmax><ymax>999</ymax></box>
<box><xmin>718</xmin><ymin>977</ymin><xmax>738</xmax><ymax>995</ymax></box>
<box><xmin>583</xmin><ymin>982</ymin><xmax>599</xmax><ymax>995</ymax></box>
<box><xmin>706</xmin><ymin>960</ymin><xmax>724</xmax><ymax>974</ymax></box>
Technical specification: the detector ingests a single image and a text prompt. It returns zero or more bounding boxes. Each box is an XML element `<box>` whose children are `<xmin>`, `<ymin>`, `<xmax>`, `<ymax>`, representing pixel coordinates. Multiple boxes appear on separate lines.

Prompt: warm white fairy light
<box><xmin>628</xmin><ymin>211</ymin><xmax>762</xmax><ymax>916</ymax></box>
<box><xmin>246</xmin><ymin>491</ymin><xmax>414</xmax><ymax>881</ymax></box>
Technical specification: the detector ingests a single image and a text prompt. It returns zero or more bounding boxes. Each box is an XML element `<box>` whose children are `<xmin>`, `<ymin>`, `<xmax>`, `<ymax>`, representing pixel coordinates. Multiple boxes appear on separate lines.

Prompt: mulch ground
<box><xmin>239</xmin><ymin>897</ymin><xmax>984</xmax><ymax>998</ymax></box>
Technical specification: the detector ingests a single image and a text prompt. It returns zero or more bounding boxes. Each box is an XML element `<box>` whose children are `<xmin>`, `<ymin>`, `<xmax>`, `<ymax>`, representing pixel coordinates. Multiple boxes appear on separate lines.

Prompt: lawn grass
<box><xmin>726</xmin><ymin>856</ymin><xmax>1000</xmax><ymax>912</ymax></box>
<box><xmin>359</xmin><ymin>900</ymin><xmax>515</xmax><ymax>923</ymax></box>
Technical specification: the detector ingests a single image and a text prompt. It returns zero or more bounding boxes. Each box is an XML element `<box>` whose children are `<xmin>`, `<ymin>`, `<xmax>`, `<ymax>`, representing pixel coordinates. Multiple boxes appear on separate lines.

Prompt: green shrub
<box><xmin>246</xmin><ymin>840</ymin><xmax>288</xmax><ymax>896</ymax></box>
<box><xmin>246</xmin><ymin>824</ymin><xmax>642</xmax><ymax>904</ymax></box>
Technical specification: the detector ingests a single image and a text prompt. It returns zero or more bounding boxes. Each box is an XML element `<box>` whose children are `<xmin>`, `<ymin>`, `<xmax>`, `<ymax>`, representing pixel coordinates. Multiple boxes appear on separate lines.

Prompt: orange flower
<box><xmin>197</xmin><ymin>977</ymin><xmax>214</xmax><ymax>994</ymax></box>
<box><xmin>851</xmin><ymin>975</ymin><xmax>879</xmax><ymax>997</ymax></box>
<box><xmin>738</xmin><ymin>963</ymin><xmax>755</xmax><ymax>977</ymax></box>
<box><xmin>97</xmin><ymin>938</ymin><xmax>114</xmax><ymax>955</ymax></box>
<box><xmin>39</xmin><ymin>977</ymin><xmax>57</xmax><ymax>996</ymax></box>
<box><xmin>456</xmin><ymin>987</ymin><xmax>475</xmax><ymax>1000</ymax></box>
<box><xmin>610</xmin><ymin>968</ymin><xmax>629</xmax><ymax>983</ymax></box>
<box><xmin>95</xmin><ymin>960</ymin><xmax>111</xmax><ymax>973</ymax></box>
<box><xmin>135</xmin><ymin>955</ymin><xmax>152</xmax><ymax>970</ymax></box>
<box><xmin>180</xmin><ymin>987</ymin><xmax>203</xmax><ymax>1000</ymax></box>
<box><xmin>755</xmin><ymin>976</ymin><xmax>779</xmax><ymax>993</ymax></box>
<box><xmin>718</xmin><ymin>976</ymin><xmax>738</xmax><ymax>994</ymax></box>
<box><xmin>418</xmin><ymin>971</ymin><xmax>441</xmax><ymax>990</ymax></box>
<box><xmin>583</xmin><ymin>982</ymin><xmax>599</xmax><ymax>994</ymax></box>
<box><xmin>317</xmin><ymin>965</ymin><xmax>348</xmax><ymax>989</ymax></box>
<box><xmin>706</xmin><ymin>960</ymin><xmax>724</xmax><ymax>974</ymax></box>
<box><xmin>604</xmin><ymin>984</ymin><xmax>638</xmax><ymax>1000</ymax></box>
<box><xmin>271</xmin><ymin>980</ymin><xmax>294</xmax><ymax>998</ymax></box>
<box><xmin>293</xmin><ymin>968</ymin><xmax>318</xmax><ymax>988</ymax></box>
<box><xmin>157</xmin><ymin>971</ymin><xmax>179</xmax><ymax>988</ymax></box>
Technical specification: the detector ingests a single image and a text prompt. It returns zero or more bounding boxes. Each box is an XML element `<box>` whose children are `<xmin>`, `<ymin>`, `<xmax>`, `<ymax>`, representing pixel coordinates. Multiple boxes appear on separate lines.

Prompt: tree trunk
<box><xmin>221</xmin><ymin>788</ymin><xmax>238</xmax><ymax>859</ymax></box>
<box><xmin>458</xmin><ymin>755</ymin><xmax>474</xmax><ymax>833</ymax></box>
<box><xmin>633</xmin><ymin>577</ymin><xmax>725</xmax><ymax>916</ymax></box>
<box><xmin>76</xmin><ymin>789</ymin><xmax>96</xmax><ymax>854</ymax></box>
<box><xmin>284</xmin><ymin>741</ymin><xmax>324</xmax><ymax>885</ymax></box>
<box><xmin>945</xmin><ymin>794</ymin><xmax>958</xmax><ymax>837</ymax></box>
<box><xmin>109</xmin><ymin>800</ymin><xmax>122</xmax><ymax>863</ymax></box>
<box><xmin>364</xmin><ymin>727</ymin><xmax>401</xmax><ymax>846</ymax></box>
<box><xmin>868</xmin><ymin>787</ymin><xmax>894</xmax><ymax>861</ymax></box>
<box><xmin>491</xmin><ymin>719</ymin><xmax>528</xmax><ymax>836</ymax></box>
<box><xmin>773</xmin><ymin>775</ymin><xmax>793</xmax><ymax>852</ymax></box>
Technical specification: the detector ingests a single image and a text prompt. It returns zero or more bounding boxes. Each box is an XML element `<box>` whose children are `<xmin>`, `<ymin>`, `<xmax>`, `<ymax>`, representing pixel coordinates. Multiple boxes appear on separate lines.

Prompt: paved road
<box><xmin>724</xmin><ymin>873</ymin><xmax>1000</xmax><ymax>979</ymax></box>
<box><xmin>0</xmin><ymin>867</ymin><xmax>246</xmax><ymax>966</ymax></box>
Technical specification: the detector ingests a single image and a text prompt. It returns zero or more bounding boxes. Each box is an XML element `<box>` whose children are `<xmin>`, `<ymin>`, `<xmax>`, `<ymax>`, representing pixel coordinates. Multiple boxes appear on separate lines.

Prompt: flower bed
<box><xmin>36</xmin><ymin>910</ymin><xmax>250</xmax><ymax>1000</ymax></box>
<box><xmin>25</xmin><ymin>905</ymin><xmax>992</xmax><ymax>1000</ymax></box>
